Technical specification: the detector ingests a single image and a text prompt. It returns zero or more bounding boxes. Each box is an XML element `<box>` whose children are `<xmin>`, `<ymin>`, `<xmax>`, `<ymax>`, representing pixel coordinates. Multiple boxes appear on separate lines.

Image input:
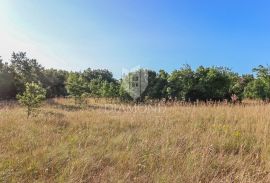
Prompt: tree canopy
<box><xmin>1</xmin><ymin>52</ymin><xmax>270</xmax><ymax>102</ymax></box>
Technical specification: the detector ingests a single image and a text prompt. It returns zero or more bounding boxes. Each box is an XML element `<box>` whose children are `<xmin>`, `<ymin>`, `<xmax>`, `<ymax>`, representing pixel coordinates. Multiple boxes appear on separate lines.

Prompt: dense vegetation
<box><xmin>1</xmin><ymin>52</ymin><xmax>270</xmax><ymax>101</ymax></box>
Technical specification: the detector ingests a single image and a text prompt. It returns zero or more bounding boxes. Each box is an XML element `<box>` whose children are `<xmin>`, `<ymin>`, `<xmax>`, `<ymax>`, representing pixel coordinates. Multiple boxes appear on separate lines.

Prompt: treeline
<box><xmin>1</xmin><ymin>52</ymin><xmax>270</xmax><ymax>102</ymax></box>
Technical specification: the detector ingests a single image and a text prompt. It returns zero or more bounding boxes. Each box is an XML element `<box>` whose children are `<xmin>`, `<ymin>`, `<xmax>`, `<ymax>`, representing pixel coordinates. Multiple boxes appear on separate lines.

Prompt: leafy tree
<box><xmin>230</xmin><ymin>74</ymin><xmax>254</xmax><ymax>101</ymax></box>
<box><xmin>244</xmin><ymin>66</ymin><xmax>270</xmax><ymax>100</ymax></box>
<box><xmin>144</xmin><ymin>70</ymin><xmax>168</xmax><ymax>100</ymax></box>
<box><xmin>100</xmin><ymin>81</ymin><xmax>110</xmax><ymax>98</ymax></box>
<box><xmin>119</xmin><ymin>84</ymin><xmax>132</xmax><ymax>102</ymax></box>
<box><xmin>10</xmin><ymin>52</ymin><xmax>44</xmax><ymax>93</ymax></box>
<box><xmin>157</xmin><ymin>70</ymin><xmax>169</xmax><ymax>98</ymax></box>
<box><xmin>7</xmin><ymin>51</ymin><xmax>270</xmax><ymax>103</ymax></box>
<box><xmin>110</xmin><ymin>82</ymin><xmax>120</xmax><ymax>99</ymax></box>
<box><xmin>253</xmin><ymin>65</ymin><xmax>270</xmax><ymax>79</ymax></box>
<box><xmin>82</xmin><ymin>68</ymin><xmax>115</xmax><ymax>83</ymax></box>
<box><xmin>168</xmin><ymin>65</ymin><xmax>195</xmax><ymax>101</ymax></box>
<box><xmin>42</xmin><ymin>69</ymin><xmax>69</xmax><ymax>97</ymax></box>
<box><xmin>0</xmin><ymin>57</ymin><xmax>16</xmax><ymax>99</ymax></box>
<box><xmin>16</xmin><ymin>82</ymin><xmax>46</xmax><ymax>117</ymax></box>
<box><xmin>88</xmin><ymin>78</ymin><xmax>102</xmax><ymax>100</ymax></box>
<box><xmin>100</xmin><ymin>81</ymin><xmax>120</xmax><ymax>101</ymax></box>
<box><xmin>82</xmin><ymin>68</ymin><xmax>119</xmax><ymax>102</ymax></box>
<box><xmin>66</xmin><ymin>72</ymin><xmax>89</xmax><ymax>105</ymax></box>
<box><xmin>143</xmin><ymin>70</ymin><xmax>157</xmax><ymax>99</ymax></box>
<box><xmin>244</xmin><ymin>79</ymin><xmax>268</xmax><ymax>99</ymax></box>
<box><xmin>166</xmin><ymin>65</ymin><xmax>237</xmax><ymax>101</ymax></box>
<box><xmin>193</xmin><ymin>66</ymin><xmax>233</xmax><ymax>101</ymax></box>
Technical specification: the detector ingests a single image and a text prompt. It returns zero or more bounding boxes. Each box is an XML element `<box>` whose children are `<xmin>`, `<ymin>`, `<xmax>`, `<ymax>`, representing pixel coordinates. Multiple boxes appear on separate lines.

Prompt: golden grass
<box><xmin>1</xmin><ymin>99</ymin><xmax>270</xmax><ymax>182</ymax></box>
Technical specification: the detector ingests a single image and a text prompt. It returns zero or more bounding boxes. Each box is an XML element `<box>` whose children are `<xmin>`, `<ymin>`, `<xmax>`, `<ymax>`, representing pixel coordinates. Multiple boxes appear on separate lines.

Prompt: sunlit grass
<box><xmin>1</xmin><ymin>99</ymin><xmax>270</xmax><ymax>182</ymax></box>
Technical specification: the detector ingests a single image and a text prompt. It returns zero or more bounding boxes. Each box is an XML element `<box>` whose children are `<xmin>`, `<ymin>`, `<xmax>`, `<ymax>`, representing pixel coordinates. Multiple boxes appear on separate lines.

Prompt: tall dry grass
<box><xmin>1</xmin><ymin>99</ymin><xmax>270</xmax><ymax>182</ymax></box>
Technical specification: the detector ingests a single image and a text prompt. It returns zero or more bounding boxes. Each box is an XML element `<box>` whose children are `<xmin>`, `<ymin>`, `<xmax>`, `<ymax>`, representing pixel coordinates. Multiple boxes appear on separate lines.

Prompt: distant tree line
<box><xmin>1</xmin><ymin>52</ymin><xmax>270</xmax><ymax>102</ymax></box>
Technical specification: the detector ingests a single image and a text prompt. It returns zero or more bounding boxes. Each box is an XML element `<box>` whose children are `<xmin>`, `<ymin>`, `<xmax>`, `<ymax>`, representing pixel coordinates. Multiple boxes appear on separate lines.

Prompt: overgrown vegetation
<box><xmin>2</xmin><ymin>52</ymin><xmax>270</xmax><ymax>182</ymax></box>
<box><xmin>1</xmin><ymin>99</ymin><xmax>270</xmax><ymax>182</ymax></box>
<box><xmin>2</xmin><ymin>52</ymin><xmax>270</xmax><ymax>102</ymax></box>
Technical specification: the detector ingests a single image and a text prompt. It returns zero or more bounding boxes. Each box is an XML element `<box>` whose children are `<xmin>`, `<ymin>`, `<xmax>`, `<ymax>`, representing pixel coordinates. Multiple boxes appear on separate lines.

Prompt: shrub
<box><xmin>16</xmin><ymin>82</ymin><xmax>46</xmax><ymax>117</ymax></box>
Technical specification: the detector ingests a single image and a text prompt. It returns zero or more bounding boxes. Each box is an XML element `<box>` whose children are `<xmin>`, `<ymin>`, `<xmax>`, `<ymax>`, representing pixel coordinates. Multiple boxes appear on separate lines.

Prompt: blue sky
<box><xmin>1</xmin><ymin>0</ymin><xmax>270</xmax><ymax>78</ymax></box>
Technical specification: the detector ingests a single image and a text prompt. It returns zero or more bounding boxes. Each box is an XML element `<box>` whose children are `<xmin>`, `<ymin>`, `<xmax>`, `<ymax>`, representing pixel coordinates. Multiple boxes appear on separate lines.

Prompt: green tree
<box><xmin>119</xmin><ymin>84</ymin><xmax>132</xmax><ymax>102</ymax></box>
<box><xmin>168</xmin><ymin>65</ymin><xmax>195</xmax><ymax>101</ymax></box>
<box><xmin>82</xmin><ymin>68</ymin><xmax>115</xmax><ymax>83</ymax></box>
<box><xmin>10</xmin><ymin>52</ymin><xmax>45</xmax><ymax>93</ymax></box>
<box><xmin>100</xmin><ymin>81</ymin><xmax>120</xmax><ymax>101</ymax></box>
<box><xmin>244</xmin><ymin>79</ymin><xmax>268</xmax><ymax>99</ymax></box>
<box><xmin>144</xmin><ymin>70</ymin><xmax>168</xmax><ymax>100</ymax></box>
<box><xmin>42</xmin><ymin>69</ymin><xmax>69</xmax><ymax>97</ymax></box>
<box><xmin>193</xmin><ymin>66</ymin><xmax>233</xmax><ymax>101</ymax></box>
<box><xmin>244</xmin><ymin>66</ymin><xmax>270</xmax><ymax>100</ymax></box>
<box><xmin>230</xmin><ymin>74</ymin><xmax>254</xmax><ymax>101</ymax></box>
<box><xmin>88</xmin><ymin>78</ymin><xmax>102</xmax><ymax>100</ymax></box>
<box><xmin>17</xmin><ymin>82</ymin><xmax>46</xmax><ymax>117</ymax></box>
<box><xmin>66</xmin><ymin>72</ymin><xmax>89</xmax><ymax>105</ymax></box>
<box><xmin>0</xmin><ymin>57</ymin><xmax>16</xmax><ymax>99</ymax></box>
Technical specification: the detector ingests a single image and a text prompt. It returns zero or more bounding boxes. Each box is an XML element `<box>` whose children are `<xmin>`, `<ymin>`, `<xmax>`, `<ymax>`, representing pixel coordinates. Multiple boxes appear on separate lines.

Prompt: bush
<box><xmin>16</xmin><ymin>82</ymin><xmax>46</xmax><ymax>117</ymax></box>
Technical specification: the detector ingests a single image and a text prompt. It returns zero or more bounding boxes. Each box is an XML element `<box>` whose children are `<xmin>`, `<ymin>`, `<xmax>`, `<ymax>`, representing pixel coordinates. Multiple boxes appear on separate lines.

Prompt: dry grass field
<box><xmin>1</xmin><ymin>99</ymin><xmax>270</xmax><ymax>182</ymax></box>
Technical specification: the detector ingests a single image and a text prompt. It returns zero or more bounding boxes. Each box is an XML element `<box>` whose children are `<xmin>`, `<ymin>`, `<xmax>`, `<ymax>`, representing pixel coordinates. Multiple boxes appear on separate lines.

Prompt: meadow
<box><xmin>1</xmin><ymin>99</ymin><xmax>270</xmax><ymax>182</ymax></box>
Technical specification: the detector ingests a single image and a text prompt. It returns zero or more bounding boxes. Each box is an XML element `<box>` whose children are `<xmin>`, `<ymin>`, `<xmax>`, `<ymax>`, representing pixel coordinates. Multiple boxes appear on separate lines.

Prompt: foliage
<box><xmin>2</xmin><ymin>51</ymin><xmax>270</xmax><ymax>102</ymax></box>
<box><xmin>167</xmin><ymin>65</ymin><xmax>236</xmax><ymax>101</ymax></box>
<box><xmin>42</xmin><ymin>69</ymin><xmax>69</xmax><ymax>97</ymax></box>
<box><xmin>16</xmin><ymin>82</ymin><xmax>46</xmax><ymax>117</ymax></box>
<box><xmin>244</xmin><ymin>66</ymin><xmax>270</xmax><ymax>100</ymax></box>
<box><xmin>10</xmin><ymin>52</ymin><xmax>45</xmax><ymax>93</ymax></box>
<box><xmin>100</xmin><ymin>81</ymin><xmax>119</xmax><ymax>99</ymax></box>
<box><xmin>82</xmin><ymin>68</ymin><xmax>115</xmax><ymax>83</ymax></box>
<box><xmin>144</xmin><ymin>70</ymin><xmax>168</xmax><ymax>99</ymax></box>
<box><xmin>0</xmin><ymin>57</ymin><xmax>16</xmax><ymax>99</ymax></box>
<box><xmin>66</xmin><ymin>72</ymin><xmax>89</xmax><ymax>105</ymax></box>
<box><xmin>168</xmin><ymin>65</ymin><xmax>195</xmax><ymax>100</ymax></box>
